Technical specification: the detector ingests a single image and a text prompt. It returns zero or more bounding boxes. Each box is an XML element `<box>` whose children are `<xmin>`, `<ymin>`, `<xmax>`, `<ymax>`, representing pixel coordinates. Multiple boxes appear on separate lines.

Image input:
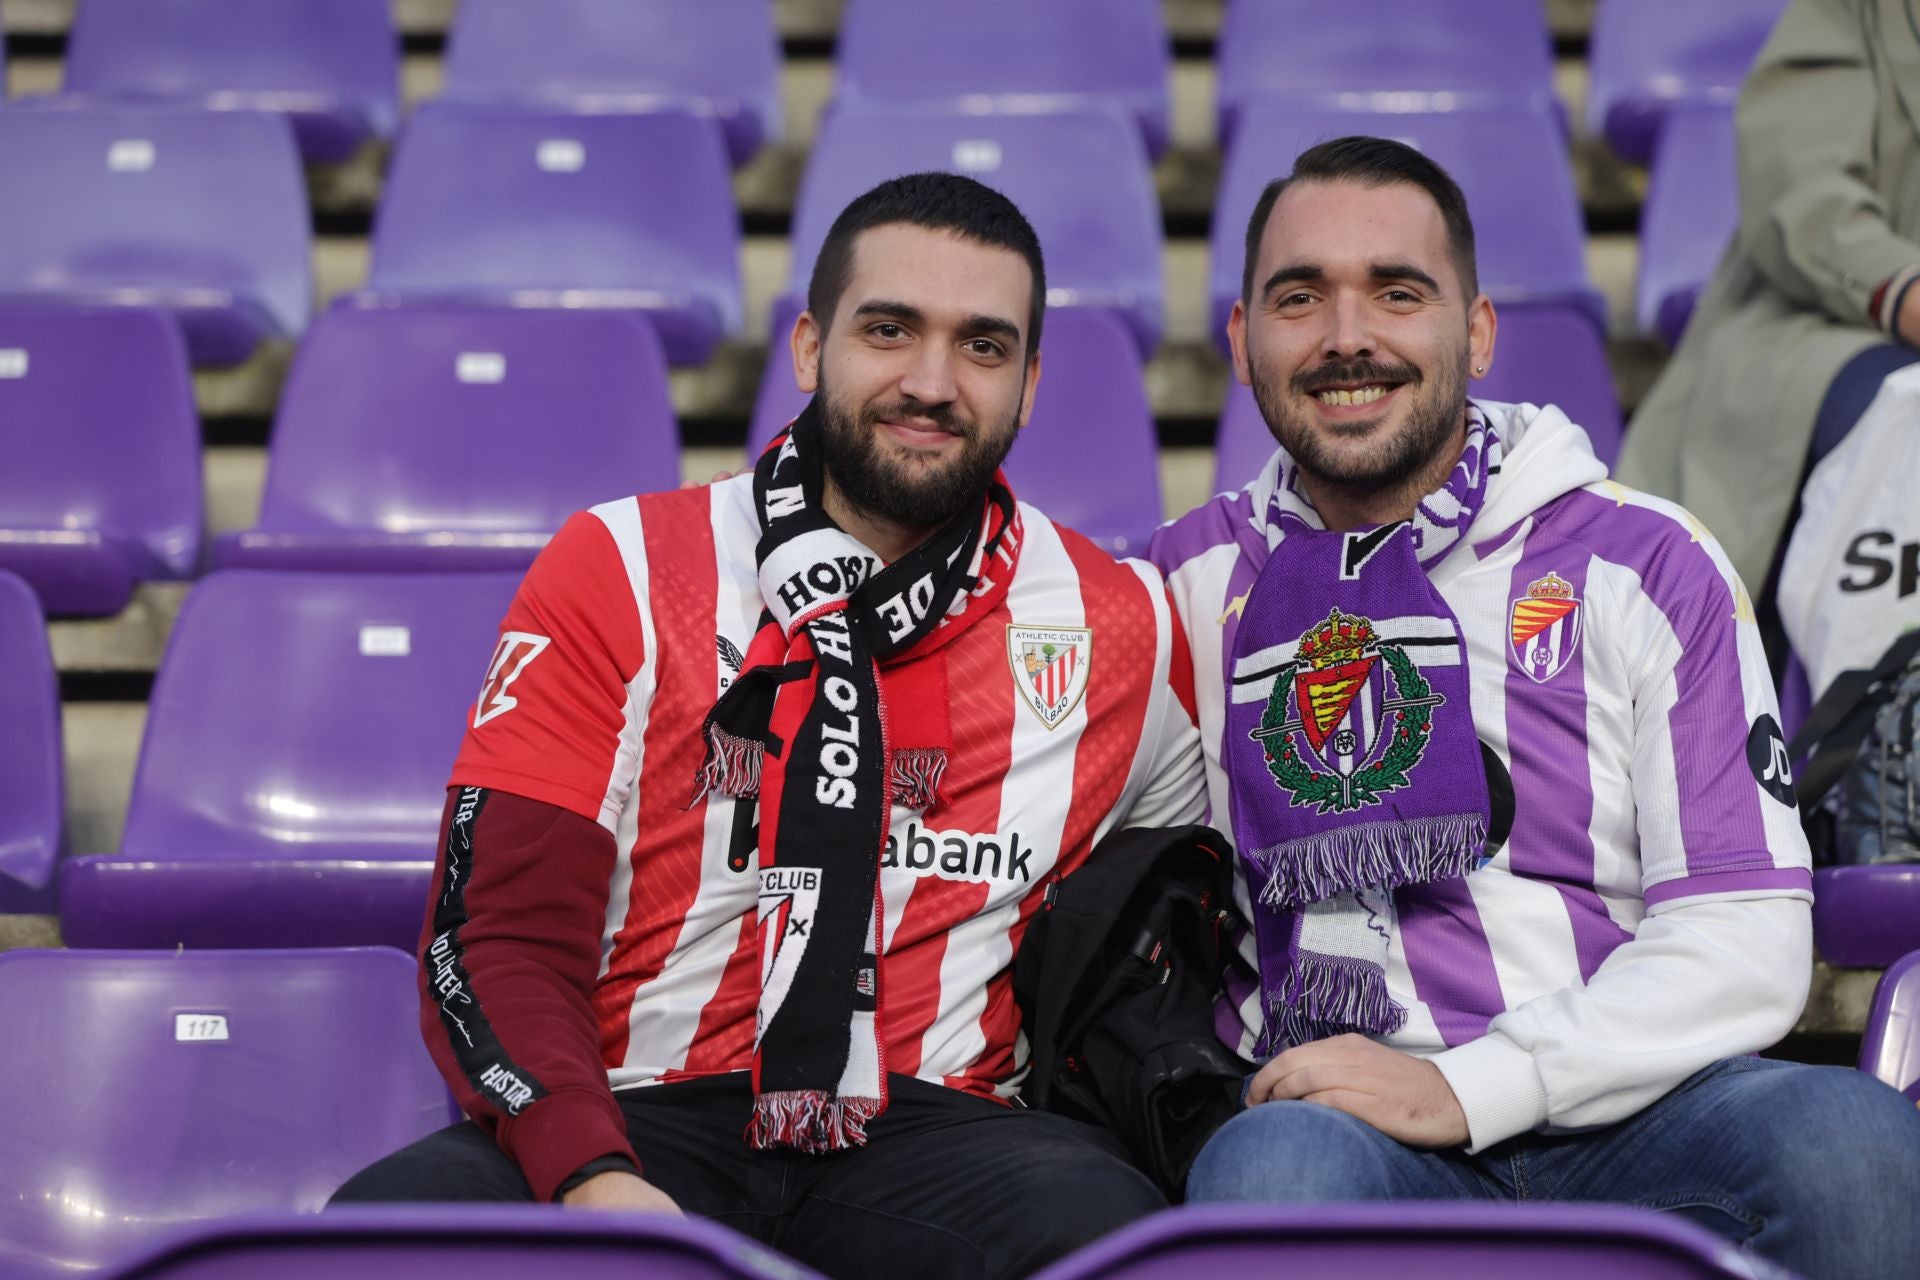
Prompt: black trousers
<box><xmin>331</xmin><ymin>1073</ymin><xmax>1166</xmax><ymax>1280</ymax></box>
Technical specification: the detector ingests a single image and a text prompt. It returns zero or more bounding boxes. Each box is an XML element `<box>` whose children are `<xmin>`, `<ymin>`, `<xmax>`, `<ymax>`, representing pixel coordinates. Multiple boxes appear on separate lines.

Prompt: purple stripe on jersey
<box><xmin>1148</xmin><ymin>487</ymin><xmax>1258</xmax><ymax>579</ymax></box>
<box><xmin>1502</xmin><ymin>524</ymin><xmax>1632</xmax><ymax>980</ymax></box>
<box><xmin>1644</xmin><ymin>866</ymin><xmax>1812</xmax><ymax>907</ymax></box>
<box><xmin>1216</xmin><ymin>918</ymin><xmax>1261</xmax><ymax>1049</ymax></box>
<box><xmin>1555</xmin><ymin>491</ymin><xmax>1771</xmax><ymax>880</ymax></box>
<box><xmin>1393</xmin><ymin>879</ymin><xmax>1509</xmax><ymax>1046</ymax></box>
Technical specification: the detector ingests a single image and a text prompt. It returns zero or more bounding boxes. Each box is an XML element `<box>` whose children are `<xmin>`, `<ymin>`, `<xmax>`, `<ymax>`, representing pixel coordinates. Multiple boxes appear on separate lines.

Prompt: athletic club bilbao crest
<box><xmin>1509</xmin><ymin>571</ymin><xmax>1583</xmax><ymax>684</ymax></box>
<box><xmin>755</xmin><ymin>866</ymin><xmax>821</xmax><ymax>1050</ymax></box>
<box><xmin>1252</xmin><ymin>607</ymin><xmax>1444</xmax><ymax>814</ymax></box>
<box><xmin>1007</xmin><ymin>625</ymin><xmax>1092</xmax><ymax>730</ymax></box>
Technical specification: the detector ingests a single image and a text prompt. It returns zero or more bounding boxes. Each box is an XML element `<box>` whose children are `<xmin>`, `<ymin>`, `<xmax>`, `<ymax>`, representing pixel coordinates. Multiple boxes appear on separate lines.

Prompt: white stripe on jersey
<box><xmin>591</xmin><ymin>498</ymin><xmax>657</xmax><ymax>981</ymax></box>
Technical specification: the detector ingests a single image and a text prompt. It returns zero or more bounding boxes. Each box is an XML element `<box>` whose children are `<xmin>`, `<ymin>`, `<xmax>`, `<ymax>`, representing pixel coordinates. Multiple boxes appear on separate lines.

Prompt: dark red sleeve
<box><xmin>419</xmin><ymin>785</ymin><xmax>638</xmax><ymax>1202</ymax></box>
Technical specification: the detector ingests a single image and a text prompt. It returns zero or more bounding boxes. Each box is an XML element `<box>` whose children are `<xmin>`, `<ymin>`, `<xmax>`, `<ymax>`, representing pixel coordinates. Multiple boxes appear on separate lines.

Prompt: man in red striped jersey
<box><xmin>332</xmin><ymin>174</ymin><xmax>1207</xmax><ymax>1280</ymax></box>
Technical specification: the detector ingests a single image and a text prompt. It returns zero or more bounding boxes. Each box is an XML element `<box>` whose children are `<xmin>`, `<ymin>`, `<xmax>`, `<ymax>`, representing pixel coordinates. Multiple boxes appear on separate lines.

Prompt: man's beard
<box><xmin>1249</xmin><ymin>349</ymin><xmax>1468</xmax><ymax>495</ymax></box>
<box><xmin>816</xmin><ymin>377</ymin><xmax>1021</xmax><ymax>531</ymax></box>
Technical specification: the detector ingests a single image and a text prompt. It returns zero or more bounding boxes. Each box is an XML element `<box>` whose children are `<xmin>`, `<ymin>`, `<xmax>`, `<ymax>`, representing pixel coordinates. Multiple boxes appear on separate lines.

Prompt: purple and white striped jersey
<box><xmin>1152</xmin><ymin>402</ymin><xmax>1813</xmax><ymax>1064</ymax></box>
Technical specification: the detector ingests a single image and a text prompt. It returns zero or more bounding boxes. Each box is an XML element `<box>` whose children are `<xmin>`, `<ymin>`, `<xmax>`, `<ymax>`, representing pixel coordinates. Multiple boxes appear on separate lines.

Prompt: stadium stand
<box><xmin>59</xmin><ymin>571</ymin><xmax>519</xmax><ymax>950</ymax></box>
<box><xmin>59</xmin><ymin>0</ymin><xmax>399</xmax><ymax>165</ymax></box>
<box><xmin>1215</xmin><ymin>0</ymin><xmax>1559</xmax><ymax>147</ymax></box>
<box><xmin>1636</xmin><ymin>104</ymin><xmax>1740</xmax><ymax>347</ymax></box>
<box><xmin>213</xmin><ymin>306</ymin><xmax>679</xmax><ymax>573</ymax></box>
<box><xmin>833</xmin><ymin>0</ymin><xmax>1172</xmax><ymax>159</ymax></box>
<box><xmin>0</xmin><ymin>571</ymin><xmax>60</xmax><ymax>914</ymax></box>
<box><xmin>751</xmin><ymin>305</ymin><xmax>1164</xmax><ymax>555</ymax></box>
<box><xmin>0</xmin><ymin>947</ymin><xmax>454</xmax><ymax>1278</ymax></box>
<box><xmin>0</xmin><ymin>306</ymin><xmax>203</xmax><ymax>616</ymax></box>
<box><xmin>1861</xmin><ymin>950</ymin><xmax>1920</xmax><ymax>1102</ymax></box>
<box><xmin>1812</xmin><ymin>864</ymin><xmax>1920</xmax><ymax>969</ymax></box>
<box><xmin>1209</xmin><ymin>102</ymin><xmax>1607</xmax><ymax>352</ymax></box>
<box><xmin>362</xmin><ymin>103</ymin><xmax>743</xmax><ymax>366</ymax></box>
<box><xmin>1027</xmin><ymin>1203</ymin><xmax>1778</xmax><ymax>1279</ymax></box>
<box><xmin>786</xmin><ymin>103</ymin><xmax>1165</xmax><ymax>356</ymax></box>
<box><xmin>1586</xmin><ymin>0</ymin><xmax>1790</xmax><ymax>165</ymax></box>
<box><xmin>101</xmin><ymin>1208</ymin><xmax>825</xmax><ymax>1280</ymax></box>
<box><xmin>0</xmin><ymin>105</ymin><xmax>311</xmax><ymax>363</ymax></box>
<box><xmin>1212</xmin><ymin>300</ymin><xmax>1625</xmax><ymax>491</ymax></box>
<box><xmin>439</xmin><ymin>0</ymin><xmax>782</xmax><ymax>169</ymax></box>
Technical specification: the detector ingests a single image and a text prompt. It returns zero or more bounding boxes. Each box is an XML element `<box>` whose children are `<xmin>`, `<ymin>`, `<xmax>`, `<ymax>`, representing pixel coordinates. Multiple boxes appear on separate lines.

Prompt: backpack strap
<box><xmin>1788</xmin><ymin>630</ymin><xmax>1920</xmax><ymax>810</ymax></box>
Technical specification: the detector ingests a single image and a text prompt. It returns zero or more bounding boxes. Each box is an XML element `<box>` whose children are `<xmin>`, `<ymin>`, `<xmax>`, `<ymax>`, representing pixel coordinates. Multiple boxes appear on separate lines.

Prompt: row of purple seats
<box><xmin>0</xmin><ymin>571</ymin><xmax>61</xmax><ymax>913</ymax></box>
<box><xmin>1587</xmin><ymin>0</ymin><xmax>1789</xmax><ymax>165</ymax></box>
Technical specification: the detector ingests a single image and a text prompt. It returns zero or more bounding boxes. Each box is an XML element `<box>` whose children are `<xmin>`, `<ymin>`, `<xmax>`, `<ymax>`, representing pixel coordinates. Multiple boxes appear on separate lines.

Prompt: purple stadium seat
<box><xmin>363</xmin><ymin>104</ymin><xmax>741</xmax><ymax>366</ymax></box>
<box><xmin>1213</xmin><ymin>302</ymin><xmax>1623</xmax><ymax>494</ymax></box>
<box><xmin>440</xmin><ymin>0</ymin><xmax>781</xmax><ymax>168</ymax></box>
<box><xmin>833</xmin><ymin>0</ymin><xmax>1170</xmax><ymax>160</ymax></box>
<box><xmin>58</xmin><ymin>572</ymin><xmax>520</xmax><ymax>949</ymax></box>
<box><xmin>750</xmin><ymin>306</ymin><xmax>1162</xmax><ymax>556</ymax></box>
<box><xmin>1210</xmin><ymin>104</ymin><xmax>1604</xmax><ymax>356</ymax></box>
<box><xmin>1587</xmin><ymin>0</ymin><xmax>1789</xmax><ymax>165</ymax></box>
<box><xmin>1637</xmin><ymin>104</ymin><xmax>1738</xmax><ymax>346</ymax></box>
<box><xmin>213</xmin><ymin>306</ymin><xmax>678</xmax><ymax>573</ymax></box>
<box><xmin>0</xmin><ymin>571</ymin><xmax>61</xmax><ymax>913</ymax></box>
<box><xmin>0</xmin><ymin>105</ymin><xmax>311</xmax><ymax>363</ymax></box>
<box><xmin>1861</xmin><ymin>950</ymin><xmax>1920</xmax><ymax>1103</ymax></box>
<box><xmin>0</xmin><ymin>948</ymin><xmax>455</xmax><ymax>1280</ymax></box>
<box><xmin>1216</xmin><ymin>0</ymin><xmax>1558</xmax><ymax>148</ymax></box>
<box><xmin>0</xmin><ymin>306</ymin><xmax>204</xmax><ymax>615</ymax></box>
<box><xmin>102</xmin><ymin>1208</ymin><xmax>822</xmax><ymax>1280</ymax></box>
<box><xmin>1813</xmin><ymin>864</ymin><xmax>1920</xmax><ymax>969</ymax></box>
<box><xmin>1030</xmin><ymin>1203</ymin><xmax>1788</xmax><ymax>1280</ymax></box>
<box><xmin>784</xmin><ymin>104</ymin><xmax>1164</xmax><ymax>356</ymax></box>
<box><xmin>60</xmin><ymin>0</ymin><xmax>399</xmax><ymax>164</ymax></box>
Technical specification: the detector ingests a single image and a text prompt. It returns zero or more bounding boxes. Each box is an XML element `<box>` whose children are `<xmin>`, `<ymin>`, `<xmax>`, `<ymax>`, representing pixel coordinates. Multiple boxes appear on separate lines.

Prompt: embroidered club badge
<box><xmin>1251</xmin><ymin>607</ymin><xmax>1445</xmax><ymax>814</ymax></box>
<box><xmin>1007</xmin><ymin>625</ymin><xmax>1092</xmax><ymax>730</ymax></box>
<box><xmin>1509</xmin><ymin>571</ymin><xmax>1582</xmax><ymax>683</ymax></box>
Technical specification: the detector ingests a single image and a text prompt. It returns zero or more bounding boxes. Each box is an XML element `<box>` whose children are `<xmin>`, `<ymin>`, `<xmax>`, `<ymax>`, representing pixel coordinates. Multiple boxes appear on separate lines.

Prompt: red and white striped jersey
<box><xmin>452</xmin><ymin>474</ymin><xmax>1206</xmax><ymax>1100</ymax></box>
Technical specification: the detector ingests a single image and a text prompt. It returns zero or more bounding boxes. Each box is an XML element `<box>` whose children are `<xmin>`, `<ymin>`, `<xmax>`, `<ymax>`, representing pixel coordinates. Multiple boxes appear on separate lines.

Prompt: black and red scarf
<box><xmin>697</xmin><ymin>401</ymin><xmax>1021</xmax><ymax>1151</ymax></box>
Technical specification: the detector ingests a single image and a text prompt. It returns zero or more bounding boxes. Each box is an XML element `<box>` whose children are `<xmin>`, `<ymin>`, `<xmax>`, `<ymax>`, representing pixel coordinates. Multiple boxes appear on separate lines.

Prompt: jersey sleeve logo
<box><xmin>473</xmin><ymin>631</ymin><xmax>552</xmax><ymax>728</ymax></box>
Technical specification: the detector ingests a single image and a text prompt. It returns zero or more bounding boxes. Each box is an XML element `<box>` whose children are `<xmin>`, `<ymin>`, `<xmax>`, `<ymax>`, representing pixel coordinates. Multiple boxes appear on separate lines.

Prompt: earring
<box><xmin>1473</xmin><ymin>364</ymin><xmax>1486</xmax><ymax>375</ymax></box>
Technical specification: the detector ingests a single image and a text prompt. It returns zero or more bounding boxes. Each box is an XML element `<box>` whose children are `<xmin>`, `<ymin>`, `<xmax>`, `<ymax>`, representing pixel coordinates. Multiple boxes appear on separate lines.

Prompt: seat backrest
<box><xmin>1587</xmin><ymin>0</ymin><xmax>1790</xmax><ymax>162</ymax></box>
<box><xmin>1034</xmin><ymin>1202</ymin><xmax>1781</xmax><ymax>1279</ymax></box>
<box><xmin>440</xmin><ymin>0</ymin><xmax>780</xmax><ymax>166</ymax></box>
<box><xmin>0</xmin><ymin>305</ymin><xmax>204</xmax><ymax>582</ymax></box>
<box><xmin>62</xmin><ymin>0</ymin><xmax>398</xmax><ymax>124</ymax></box>
<box><xmin>1217</xmin><ymin>0</ymin><xmax>1555</xmax><ymax>139</ymax></box>
<box><xmin>0</xmin><ymin>106</ymin><xmax>311</xmax><ymax>339</ymax></box>
<box><xmin>104</xmin><ymin>1207</ymin><xmax>825</xmax><ymax>1280</ymax></box>
<box><xmin>1637</xmin><ymin>104</ymin><xmax>1740</xmax><ymax>344</ymax></box>
<box><xmin>786</xmin><ymin>104</ymin><xmax>1162</xmax><ymax>352</ymax></box>
<box><xmin>1210</xmin><ymin>103</ymin><xmax>1601</xmax><ymax>347</ymax></box>
<box><xmin>257</xmin><ymin>306</ymin><xmax>679</xmax><ymax>536</ymax></box>
<box><xmin>833</xmin><ymin>0</ymin><xmax>1170</xmax><ymax>156</ymax></box>
<box><xmin>121</xmin><ymin>571</ymin><xmax>520</xmax><ymax>862</ymax></box>
<box><xmin>0</xmin><ymin>570</ymin><xmax>61</xmax><ymax>910</ymax></box>
<box><xmin>0</xmin><ymin>947</ymin><xmax>453</xmax><ymax>1277</ymax></box>
<box><xmin>1861</xmin><ymin>950</ymin><xmax>1920</xmax><ymax>1101</ymax></box>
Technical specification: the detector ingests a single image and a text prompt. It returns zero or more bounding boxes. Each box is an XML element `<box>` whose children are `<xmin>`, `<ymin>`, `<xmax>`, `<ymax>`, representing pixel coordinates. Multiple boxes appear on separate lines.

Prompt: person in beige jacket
<box><xmin>1617</xmin><ymin>0</ymin><xmax>1920</xmax><ymax>595</ymax></box>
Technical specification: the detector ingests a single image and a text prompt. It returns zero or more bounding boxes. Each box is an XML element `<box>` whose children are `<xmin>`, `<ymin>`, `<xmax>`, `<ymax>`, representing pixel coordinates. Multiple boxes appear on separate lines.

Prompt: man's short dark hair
<box><xmin>807</xmin><ymin>171</ymin><xmax>1048</xmax><ymax>355</ymax></box>
<box><xmin>1240</xmin><ymin>136</ymin><xmax>1480</xmax><ymax>304</ymax></box>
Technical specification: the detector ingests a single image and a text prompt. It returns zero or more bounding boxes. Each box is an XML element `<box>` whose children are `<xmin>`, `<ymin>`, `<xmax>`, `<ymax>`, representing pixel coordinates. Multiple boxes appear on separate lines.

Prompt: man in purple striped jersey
<box><xmin>1152</xmin><ymin>136</ymin><xmax>1920</xmax><ymax>1279</ymax></box>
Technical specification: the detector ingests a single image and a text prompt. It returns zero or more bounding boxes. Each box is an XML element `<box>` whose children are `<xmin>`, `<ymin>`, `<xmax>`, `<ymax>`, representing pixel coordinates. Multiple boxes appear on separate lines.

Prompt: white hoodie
<box><xmin>1151</xmin><ymin>401</ymin><xmax>1814</xmax><ymax>1150</ymax></box>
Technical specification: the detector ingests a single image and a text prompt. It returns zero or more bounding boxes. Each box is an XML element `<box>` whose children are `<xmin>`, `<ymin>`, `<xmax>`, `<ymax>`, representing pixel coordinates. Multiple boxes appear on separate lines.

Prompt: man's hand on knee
<box><xmin>1246</xmin><ymin>1033</ymin><xmax>1470</xmax><ymax>1149</ymax></box>
<box><xmin>561</xmin><ymin>1170</ymin><xmax>683</xmax><ymax>1214</ymax></box>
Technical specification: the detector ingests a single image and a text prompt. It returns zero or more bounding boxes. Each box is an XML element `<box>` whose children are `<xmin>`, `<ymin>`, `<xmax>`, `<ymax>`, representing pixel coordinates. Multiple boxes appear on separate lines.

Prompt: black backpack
<box><xmin>1787</xmin><ymin>631</ymin><xmax>1920</xmax><ymax>865</ymax></box>
<box><xmin>1012</xmin><ymin>824</ymin><xmax>1250</xmax><ymax>1198</ymax></box>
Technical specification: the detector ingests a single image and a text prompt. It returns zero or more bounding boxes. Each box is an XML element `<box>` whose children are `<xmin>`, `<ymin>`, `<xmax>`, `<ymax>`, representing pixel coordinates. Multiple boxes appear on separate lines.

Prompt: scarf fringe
<box><xmin>746</xmin><ymin>1089</ymin><xmax>884</xmax><ymax>1153</ymax></box>
<box><xmin>890</xmin><ymin>748</ymin><xmax>948</xmax><ymax>812</ymax></box>
<box><xmin>1265</xmin><ymin>950</ymin><xmax>1409</xmax><ymax>1050</ymax></box>
<box><xmin>1249</xmin><ymin>813</ymin><xmax>1488</xmax><ymax>908</ymax></box>
<box><xmin>695</xmin><ymin>726</ymin><xmax>765</xmax><ymax>802</ymax></box>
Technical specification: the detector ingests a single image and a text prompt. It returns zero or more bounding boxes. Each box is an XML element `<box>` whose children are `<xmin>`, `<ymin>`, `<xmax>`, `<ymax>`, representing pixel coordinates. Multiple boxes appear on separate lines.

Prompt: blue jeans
<box><xmin>1188</xmin><ymin>1058</ymin><xmax>1920</xmax><ymax>1280</ymax></box>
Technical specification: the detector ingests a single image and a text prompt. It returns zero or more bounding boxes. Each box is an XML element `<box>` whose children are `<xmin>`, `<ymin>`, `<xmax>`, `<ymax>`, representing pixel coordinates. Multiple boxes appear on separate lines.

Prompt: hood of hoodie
<box><xmin>1462</xmin><ymin>399</ymin><xmax>1608</xmax><ymax>551</ymax></box>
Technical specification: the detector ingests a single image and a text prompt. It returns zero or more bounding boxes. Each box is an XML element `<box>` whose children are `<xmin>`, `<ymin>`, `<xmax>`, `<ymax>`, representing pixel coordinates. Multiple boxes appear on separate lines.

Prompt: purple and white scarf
<box><xmin>1226</xmin><ymin>411</ymin><xmax>1500</xmax><ymax>1054</ymax></box>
